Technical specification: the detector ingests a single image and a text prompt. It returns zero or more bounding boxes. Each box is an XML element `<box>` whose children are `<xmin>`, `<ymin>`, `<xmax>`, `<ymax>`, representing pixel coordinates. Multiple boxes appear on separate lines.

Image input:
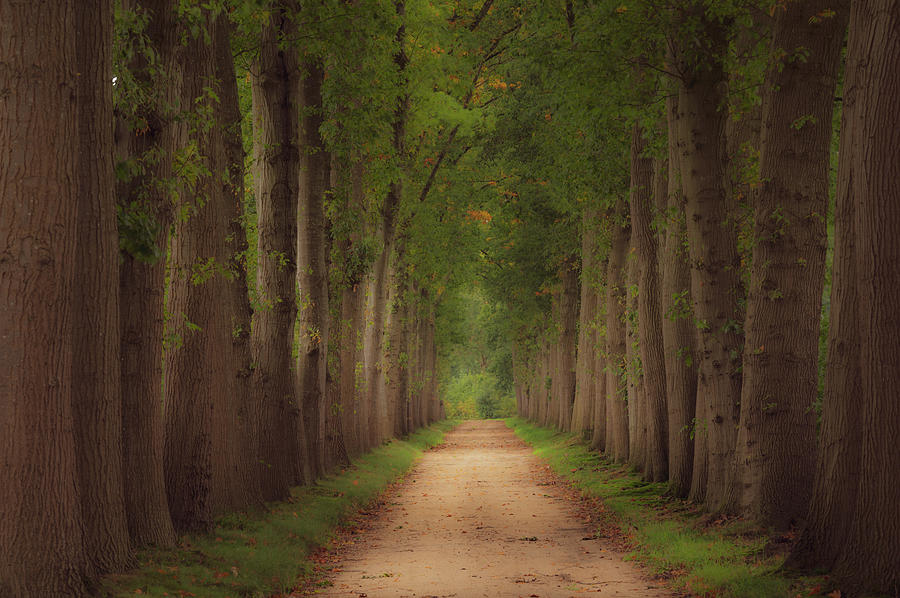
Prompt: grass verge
<box><xmin>101</xmin><ymin>420</ymin><xmax>458</xmax><ymax>598</ymax></box>
<box><xmin>506</xmin><ymin>417</ymin><xmax>829</xmax><ymax>598</ymax></box>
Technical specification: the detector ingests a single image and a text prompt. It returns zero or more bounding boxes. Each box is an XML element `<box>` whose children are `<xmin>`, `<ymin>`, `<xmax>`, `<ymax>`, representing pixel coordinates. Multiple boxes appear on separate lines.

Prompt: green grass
<box><xmin>101</xmin><ymin>420</ymin><xmax>458</xmax><ymax>598</ymax></box>
<box><xmin>506</xmin><ymin>417</ymin><xmax>824</xmax><ymax>598</ymax></box>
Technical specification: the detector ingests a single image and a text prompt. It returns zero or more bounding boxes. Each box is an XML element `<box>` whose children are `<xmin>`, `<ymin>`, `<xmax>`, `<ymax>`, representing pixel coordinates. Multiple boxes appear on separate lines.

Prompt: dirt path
<box><xmin>312</xmin><ymin>420</ymin><xmax>674</xmax><ymax>597</ymax></box>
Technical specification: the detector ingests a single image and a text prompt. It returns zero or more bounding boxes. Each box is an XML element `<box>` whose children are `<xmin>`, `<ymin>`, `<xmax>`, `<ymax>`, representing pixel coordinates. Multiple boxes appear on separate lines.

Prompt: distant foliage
<box><xmin>442</xmin><ymin>371</ymin><xmax>515</xmax><ymax>420</ymax></box>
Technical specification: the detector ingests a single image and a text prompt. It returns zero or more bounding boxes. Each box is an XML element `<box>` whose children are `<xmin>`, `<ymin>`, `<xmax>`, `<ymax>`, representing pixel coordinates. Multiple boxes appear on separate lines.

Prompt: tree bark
<box><xmin>536</xmin><ymin>341</ymin><xmax>550</xmax><ymax>425</ymax></box>
<box><xmin>673</xmin><ymin>6</ymin><xmax>744</xmax><ymax>510</ymax></box>
<box><xmin>217</xmin><ymin>15</ymin><xmax>263</xmax><ymax>512</ymax></box>
<box><xmin>834</xmin><ymin>3</ymin><xmax>900</xmax><ymax>588</ymax></box>
<box><xmin>336</xmin><ymin>160</ymin><xmax>368</xmax><ymax>457</ymax></box>
<box><xmin>297</xmin><ymin>58</ymin><xmax>332</xmax><ymax>480</ymax></box>
<box><xmin>625</xmin><ymin>247</ymin><xmax>645</xmax><ymax>469</ymax></box>
<box><xmin>787</xmin><ymin>42</ymin><xmax>860</xmax><ymax>572</ymax></box>
<box><xmin>0</xmin><ymin>3</ymin><xmax>86</xmax><ymax>594</ymax></box>
<box><xmin>605</xmin><ymin>205</ymin><xmax>630</xmax><ymax>462</ymax></box>
<box><xmin>366</xmin><ymin>0</ymin><xmax>409</xmax><ymax>447</ymax></box>
<box><xmin>250</xmin><ymin>6</ymin><xmax>303</xmax><ymax>501</ymax></box>
<box><xmin>572</xmin><ymin>209</ymin><xmax>599</xmax><ymax>437</ymax></box>
<box><xmin>548</xmin><ymin>294</ymin><xmax>562</xmax><ymax>429</ymax></box>
<box><xmin>790</xmin><ymin>3</ymin><xmax>900</xmax><ymax>593</ymax></box>
<box><xmin>116</xmin><ymin>0</ymin><xmax>178</xmax><ymax>548</ymax></box>
<box><xmin>661</xmin><ymin>93</ymin><xmax>697</xmax><ymax>498</ymax></box>
<box><xmin>72</xmin><ymin>0</ymin><xmax>133</xmax><ymax>576</ymax></box>
<box><xmin>385</xmin><ymin>250</ymin><xmax>412</xmax><ymax>437</ymax></box>
<box><xmin>629</xmin><ymin>124</ymin><xmax>668</xmax><ymax>481</ymax></box>
<box><xmin>322</xmin><ymin>157</ymin><xmax>351</xmax><ymax>472</ymax></box>
<box><xmin>734</xmin><ymin>0</ymin><xmax>848</xmax><ymax>529</ymax></box>
<box><xmin>423</xmin><ymin>309</ymin><xmax>439</xmax><ymax>423</ymax></box>
<box><xmin>556</xmin><ymin>260</ymin><xmax>579</xmax><ymax>431</ymax></box>
<box><xmin>590</xmin><ymin>256</ymin><xmax>608</xmax><ymax>452</ymax></box>
<box><xmin>164</xmin><ymin>9</ymin><xmax>229</xmax><ymax>534</ymax></box>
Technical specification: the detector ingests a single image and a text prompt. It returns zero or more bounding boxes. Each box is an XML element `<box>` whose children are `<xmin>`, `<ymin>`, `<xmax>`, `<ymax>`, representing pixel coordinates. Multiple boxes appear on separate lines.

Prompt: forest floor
<box><xmin>301</xmin><ymin>420</ymin><xmax>674</xmax><ymax>597</ymax></box>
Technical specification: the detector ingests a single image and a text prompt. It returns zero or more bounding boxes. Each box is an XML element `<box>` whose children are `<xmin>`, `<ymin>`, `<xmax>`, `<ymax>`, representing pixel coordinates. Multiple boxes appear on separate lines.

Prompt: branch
<box><xmin>416</xmin><ymin>22</ymin><xmax>521</xmax><ymax>205</ymax></box>
<box><xmin>469</xmin><ymin>0</ymin><xmax>495</xmax><ymax>31</ymax></box>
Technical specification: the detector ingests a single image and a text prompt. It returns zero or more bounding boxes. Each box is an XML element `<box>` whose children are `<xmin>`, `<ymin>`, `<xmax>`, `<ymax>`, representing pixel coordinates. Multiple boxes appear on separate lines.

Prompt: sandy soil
<box><xmin>309</xmin><ymin>420</ymin><xmax>675</xmax><ymax>598</ymax></box>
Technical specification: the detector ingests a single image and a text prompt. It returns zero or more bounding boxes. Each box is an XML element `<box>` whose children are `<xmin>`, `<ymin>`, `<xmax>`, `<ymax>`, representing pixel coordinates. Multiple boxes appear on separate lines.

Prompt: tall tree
<box><xmin>790</xmin><ymin>1</ymin><xmax>900</xmax><ymax>592</ymax></box>
<box><xmin>387</xmin><ymin>269</ymin><xmax>414</xmax><ymax>436</ymax></box>
<box><xmin>590</xmin><ymin>256</ymin><xmax>609</xmax><ymax>452</ymax></box>
<box><xmin>629</xmin><ymin>124</ymin><xmax>668</xmax><ymax>481</ymax></box>
<box><xmin>604</xmin><ymin>206</ymin><xmax>630</xmax><ymax>462</ymax></box>
<box><xmin>336</xmin><ymin>161</ymin><xmax>368</xmax><ymax>457</ymax></box>
<box><xmin>672</xmin><ymin>4</ymin><xmax>744</xmax><ymax>510</ymax></box>
<box><xmin>0</xmin><ymin>2</ymin><xmax>86</xmax><ymax>594</ymax></box>
<box><xmin>72</xmin><ymin>0</ymin><xmax>133</xmax><ymax>576</ymax></box>
<box><xmin>734</xmin><ymin>0</ymin><xmax>848</xmax><ymax>528</ymax></box>
<box><xmin>164</xmin><ymin>10</ymin><xmax>235</xmax><ymax>533</ymax></box>
<box><xmin>555</xmin><ymin>260</ymin><xmax>579</xmax><ymax>431</ymax></box>
<box><xmin>625</xmin><ymin>244</ymin><xmax>645</xmax><ymax>467</ymax></box>
<box><xmin>250</xmin><ymin>4</ymin><xmax>303</xmax><ymax>501</ymax></box>
<box><xmin>364</xmin><ymin>0</ymin><xmax>409</xmax><ymax>447</ymax></box>
<box><xmin>572</xmin><ymin>209</ymin><xmax>600</xmax><ymax>436</ymax></box>
<box><xmin>116</xmin><ymin>0</ymin><xmax>178</xmax><ymax>547</ymax></box>
<box><xmin>216</xmin><ymin>14</ymin><xmax>264</xmax><ymax>512</ymax></box>
<box><xmin>832</xmin><ymin>3</ymin><xmax>900</xmax><ymax>588</ymax></box>
<box><xmin>297</xmin><ymin>57</ymin><xmax>332</xmax><ymax>479</ymax></box>
<box><xmin>659</xmin><ymin>93</ymin><xmax>697</xmax><ymax>498</ymax></box>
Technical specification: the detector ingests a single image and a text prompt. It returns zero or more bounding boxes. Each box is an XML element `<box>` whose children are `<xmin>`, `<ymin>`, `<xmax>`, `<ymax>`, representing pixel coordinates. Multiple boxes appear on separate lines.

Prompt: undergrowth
<box><xmin>101</xmin><ymin>420</ymin><xmax>458</xmax><ymax>598</ymax></box>
<box><xmin>506</xmin><ymin>417</ymin><xmax>828</xmax><ymax>598</ymax></box>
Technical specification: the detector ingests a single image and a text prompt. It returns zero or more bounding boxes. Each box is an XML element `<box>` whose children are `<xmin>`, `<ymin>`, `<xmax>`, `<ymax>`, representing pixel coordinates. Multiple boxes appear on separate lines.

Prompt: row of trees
<box><xmin>470</xmin><ymin>0</ymin><xmax>897</xmax><ymax>595</ymax></box>
<box><xmin>2</xmin><ymin>0</ymin><xmax>897</xmax><ymax>594</ymax></box>
<box><xmin>0</xmin><ymin>0</ymin><xmax>519</xmax><ymax>593</ymax></box>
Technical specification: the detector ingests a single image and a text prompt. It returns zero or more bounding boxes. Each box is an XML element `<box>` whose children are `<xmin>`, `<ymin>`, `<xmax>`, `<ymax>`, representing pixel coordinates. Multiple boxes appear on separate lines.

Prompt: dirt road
<box><xmin>313</xmin><ymin>420</ymin><xmax>674</xmax><ymax>597</ymax></box>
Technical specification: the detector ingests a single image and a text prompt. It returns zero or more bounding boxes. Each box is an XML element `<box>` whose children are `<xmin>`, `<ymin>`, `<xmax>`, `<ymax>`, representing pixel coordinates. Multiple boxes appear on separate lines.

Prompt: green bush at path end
<box><xmin>101</xmin><ymin>420</ymin><xmax>459</xmax><ymax>598</ymax></box>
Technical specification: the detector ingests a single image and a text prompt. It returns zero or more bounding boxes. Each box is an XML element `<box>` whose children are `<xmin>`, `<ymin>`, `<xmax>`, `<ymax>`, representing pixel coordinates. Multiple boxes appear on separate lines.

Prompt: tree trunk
<box><xmin>790</xmin><ymin>3</ymin><xmax>900</xmax><ymax>593</ymax></box>
<box><xmin>661</xmin><ymin>93</ymin><xmax>697</xmax><ymax>498</ymax></box>
<box><xmin>217</xmin><ymin>15</ymin><xmax>263</xmax><ymax>512</ymax></box>
<box><xmin>629</xmin><ymin>124</ymin><xmax>668</xmax><ymax>481</ymax></box>
<box><xmin>0</xmin><ymin>3</ymin><xmax>86</xmax><ymax>594</ymax></box>
<box><xmin>424</xmin><ymin>311</ymin><xmax>439</xmax><ymax>423</ymax></box>
<box><xmin>590</xmin><ymin>256</ymin><xmax>608</xmax><ymax>452</ymax></box>
<box><xmin>415</xmin><ymin>292</ymin><xmax>431</xmax><ymax>428</ymax></box>
<box><xmin>834</xmin><ymin>3</ymin><xmax>900</xmax><ymax>587</ymax></box>
<box><xmin>250</xmin><ymin>7</ymin><xmax>303</xmax><ymax>501</ymax></box>
<box><xmin>674</xmin><ymin>7</ymin><xmax>744</xmax><ymax>510</ymax></box>
<box><xmin>116</xmin><ymin>0</ymin><xmax>178</xmax><ymax>548</ymax></box>
<box><xmin>323</xmin><ymin>157</ymin><xmax>351</xmax><ymax>472</ymax></box>
<box><xmin>548</xmin><ymin>297</ymin><xmax>562</xmax><ymax>429</ymax></box>
<box><xmin>557</xmin><ymin>260</ymin><xmax>579</xmax><ymax>431</ymax></box>
<box><xmin>361</xmin><ymin>268</ymin><xmax>383</xmax><ymax>447</ymax></box>
<box><xmin>513</xmin><ymin>344</ymin><xmax>525</xmax><ymax>416</ymax></box>
<box><xmin>536</xmin><ymin>341</ymin><xmax>550</xmax><ymax>424</ymax></box>
<box><xmin>339</xmin><ymin>275</ymin><xmax>365</xmax><ymax>455</ymax></box>
<box><xmin>572</xmin><ymin>209</ymin><xmax>599</xmax><ymax>437</ymax></box>
<box><xmin>72</xmin><ymin>0</ymin><xmax>132</xmax><ymax>576</ymax></box>
<box><xmin>368</xmin><ymin>247</ymin><xmax>396</xmax><ymax>443</ymax></box>
<box><xmin>735</xmin><ymin>0</ymin><xmax>848</xmax><ymax>529</ymax></box>
<box><xmin>336</xmin><ymin>160</ymin><xmax>368</xmax><ymax>457</ymax></box>
<box><xmin>297</xmin><ymin>58</ymin><xmax>331</xmax><ymax>480</ymax></box>
<box><xmin>164</xmin><ymin>9</ymin><xmax>228</xmax><ymax>534</ymax></box>
<box><xmin>120</xmin><ymin>257</ymin><xmax>176</xmax><ymax>546</ymax></box>
<box><xmin>605</xmin><ymin>206</ymin><xmax>630</xmax><ymax>462</ymax></box>
<box><xmin>386</xmin><ymin>253</ymin><xmax>411</xmax><ymax>437</ymax></box>
<box><xmin>625</xmin><ymin>247</ymin><xmax>645</xmax><ymax>468</ymax></box>
<box><xmin>365</xmin><ymin>0</ymin><xmax>409</xmax><ymax>446</ymax></box>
